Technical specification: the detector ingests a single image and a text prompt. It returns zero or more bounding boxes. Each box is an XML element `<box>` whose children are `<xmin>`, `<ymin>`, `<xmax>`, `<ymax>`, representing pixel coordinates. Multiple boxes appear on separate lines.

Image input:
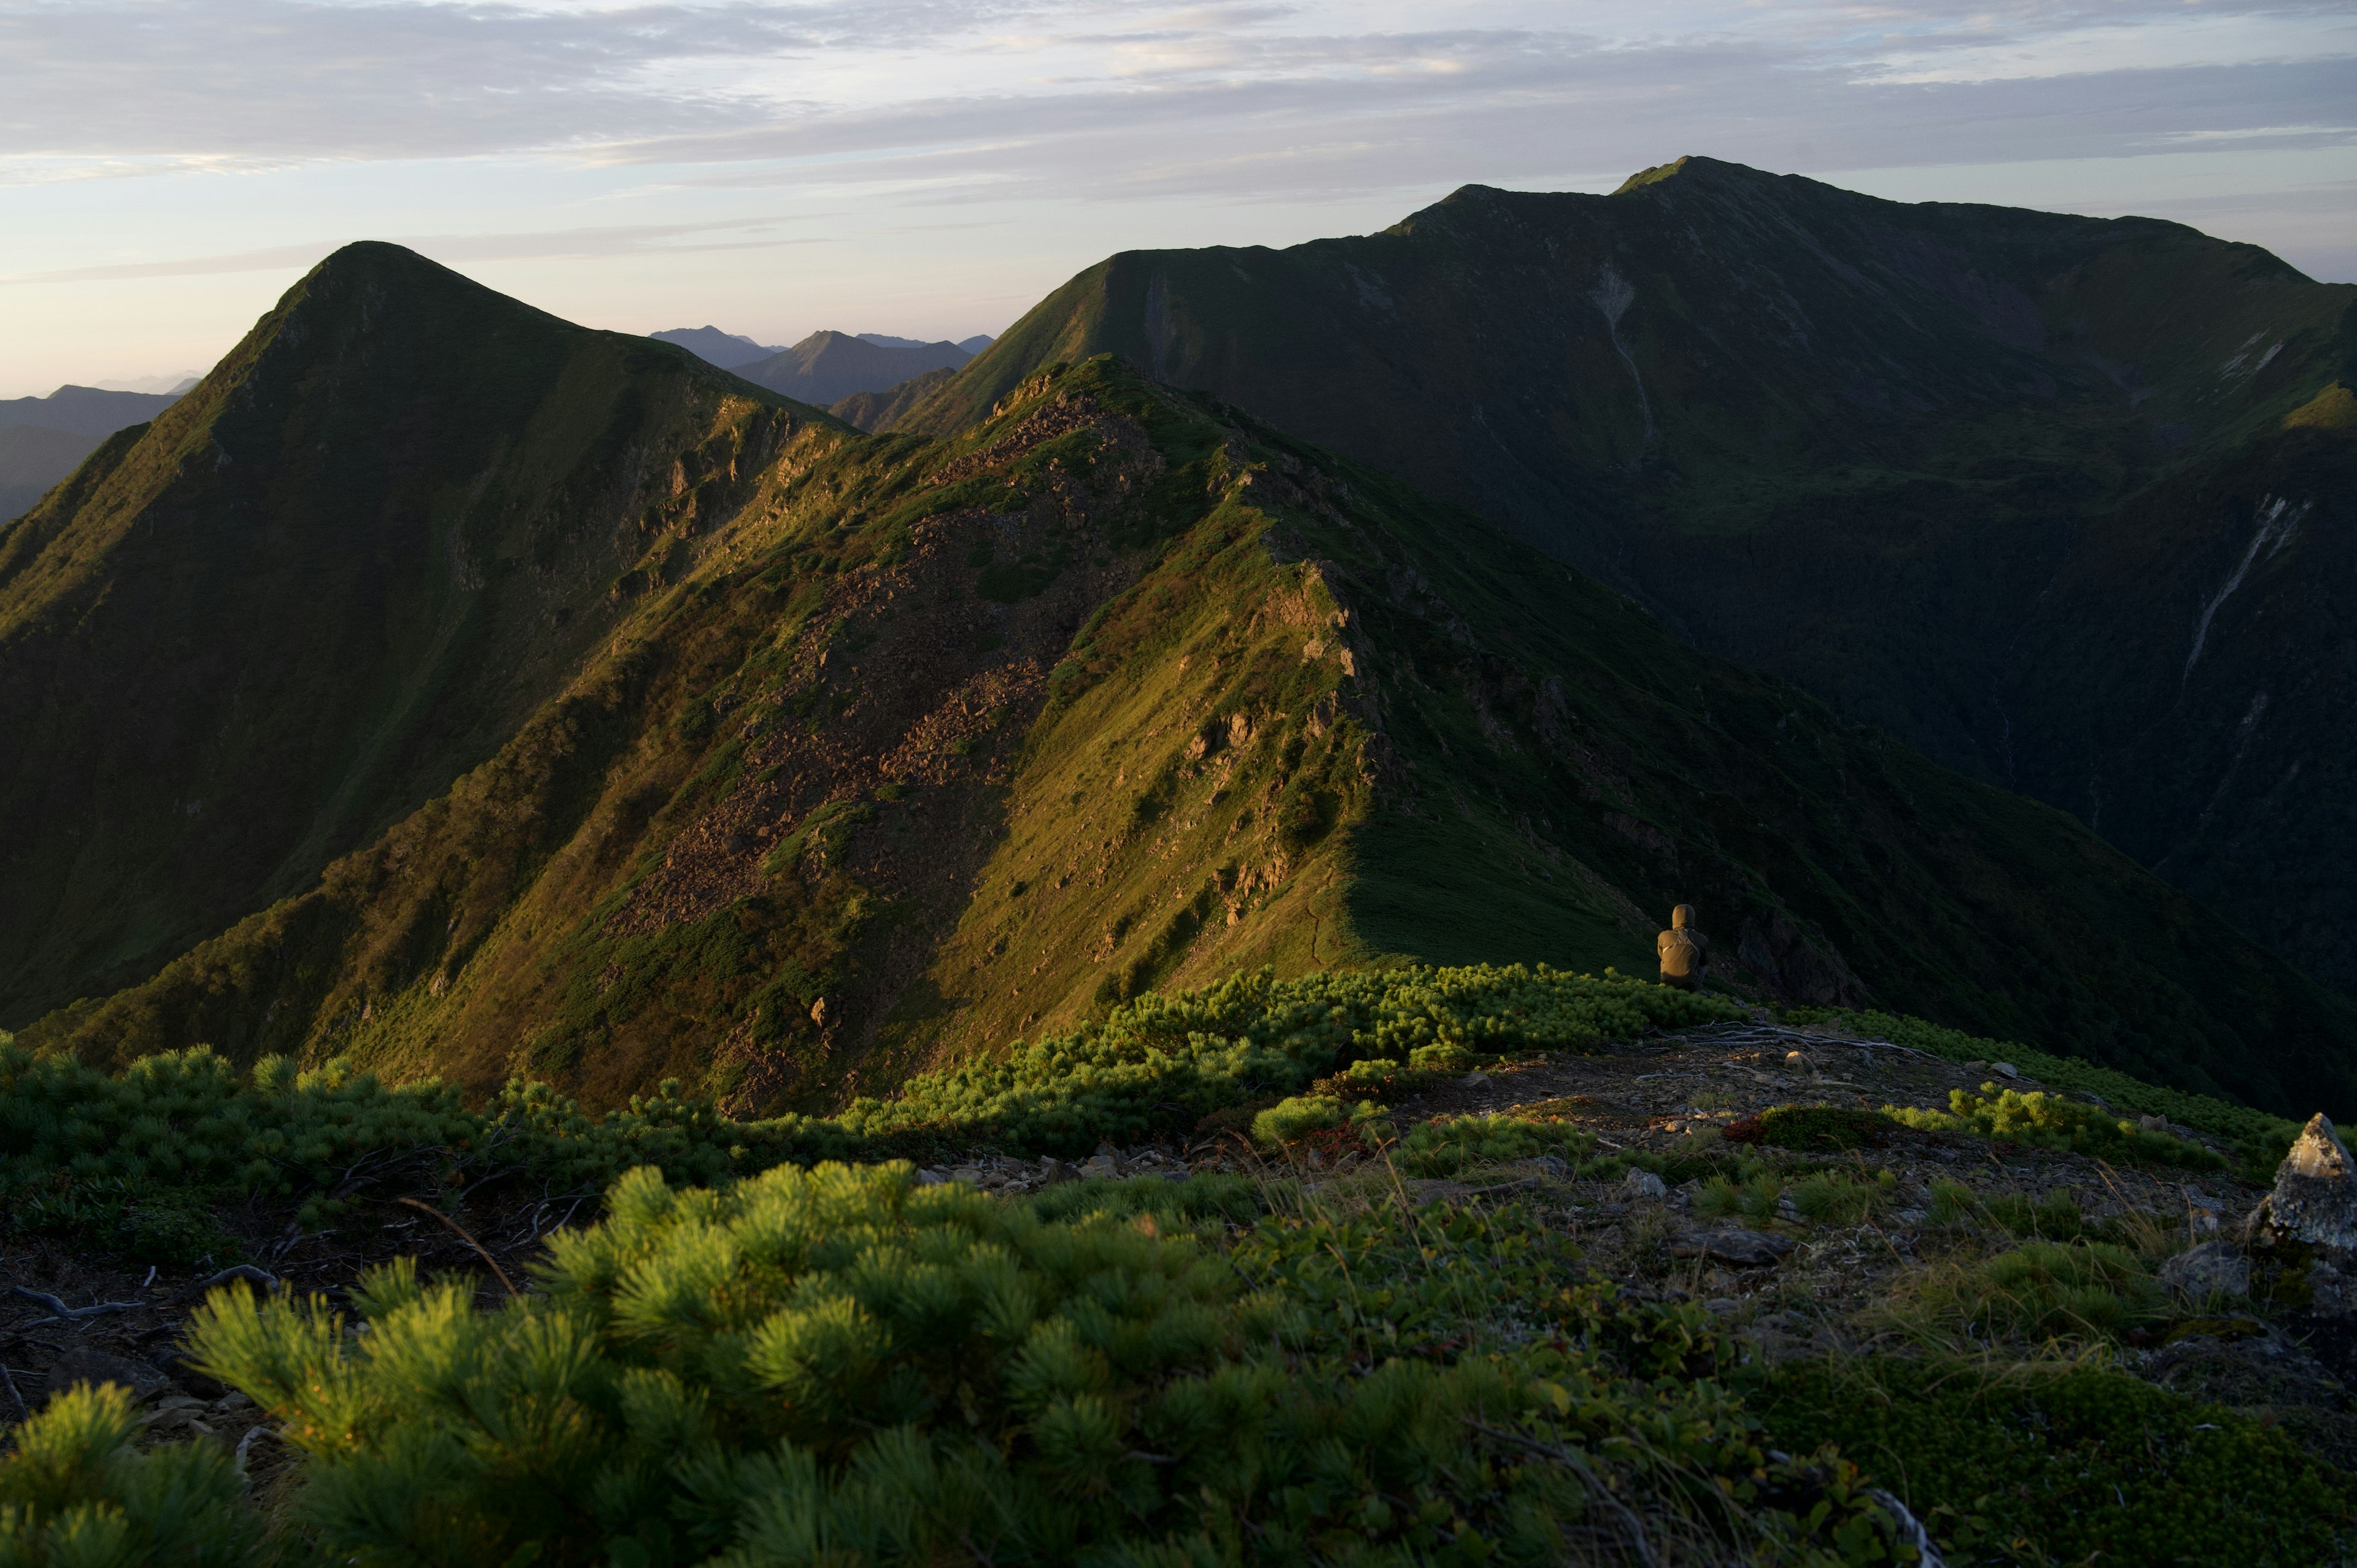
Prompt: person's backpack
<box><xmin>1660</xmin><ymin>926</ymin><xmax>1700</xmax><ymax>977</ymax></box>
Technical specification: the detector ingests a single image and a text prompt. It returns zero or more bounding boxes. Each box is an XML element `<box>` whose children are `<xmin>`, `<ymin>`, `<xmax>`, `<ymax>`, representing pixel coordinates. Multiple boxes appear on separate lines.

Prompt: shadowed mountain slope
<box><xmin>896</xmin><ymin>156</ymin><xmax>2357</xmax><ymax>993</ymax></box>
<box><xmin>740</xmin><ymin>331</ymin><xmax>975</xmax><ymax>406</ymax></box>
<box><xmin>830</xmin><ymin>367</ymin><xmax>959</xmax><ymax>433</ymax></box>
<box><xmin>0</xmin><ymin>242</ymin><xmax>837</xmax><ymax>1026</ymax></box>
<box><xmin>17</xmin><ymin>323</ymin><xmax>2355</xmax><ymax>1117</ymax></box>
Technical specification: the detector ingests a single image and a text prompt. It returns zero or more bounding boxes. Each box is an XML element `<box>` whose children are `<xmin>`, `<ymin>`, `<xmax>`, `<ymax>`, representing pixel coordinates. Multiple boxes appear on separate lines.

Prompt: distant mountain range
<box><xmin>0</xmin><ymin>384</ymin><xmax>192</xmax><ymax>519</ymax></box>
<box><xmin>898</xmin><ymin>155</ymin><xmax>2357</xmax><ymax>998</ymax></box>
<box><xmin>652</xmin><ymin>325</ymin><xmax>996</xmax><ymax>404</ymax></box>
<box><xmin>6</xmin><ymin>240</ymin><xmax>2353</xmax><ymax>1119</ymax></box>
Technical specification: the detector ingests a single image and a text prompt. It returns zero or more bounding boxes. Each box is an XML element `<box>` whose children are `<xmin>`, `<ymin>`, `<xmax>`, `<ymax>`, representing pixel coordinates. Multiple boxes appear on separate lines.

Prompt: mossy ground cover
<box><xmin>1754</xmin><ymin>1357</ymin><xmax>2355</xmax><ymax>1567</ymax></box>
<box><xmin>8</xmin><ymin>979</ymin><xmax>2356</xmax><ymax>1566</ymax></box>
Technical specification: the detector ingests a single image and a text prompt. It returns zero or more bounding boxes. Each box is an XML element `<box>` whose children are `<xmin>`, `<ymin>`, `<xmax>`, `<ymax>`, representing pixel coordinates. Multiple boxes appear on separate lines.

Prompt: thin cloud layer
<box><xmin>0</xmin><ymin>0</ymin><xmax>2350</xmax><ymax>393</ymax></box>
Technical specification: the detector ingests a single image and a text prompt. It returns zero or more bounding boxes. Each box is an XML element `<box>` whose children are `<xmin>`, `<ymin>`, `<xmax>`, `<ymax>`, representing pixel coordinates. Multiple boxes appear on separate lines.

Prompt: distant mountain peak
<box><xmin>651</xmin><ymin>325</ymin><xmax>786</xmax><ymax>371</ymax></box>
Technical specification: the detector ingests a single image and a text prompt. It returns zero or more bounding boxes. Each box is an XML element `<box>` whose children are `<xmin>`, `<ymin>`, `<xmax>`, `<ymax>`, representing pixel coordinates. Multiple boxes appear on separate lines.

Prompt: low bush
<box><xmin>86</xmin><ymin>1163</ymin><xmax>1905</xmax><ymax>1567</ymax></box>
<box><xmin>6</xmin><ymin>1172</ymin><xmax>246</xmax><ymax>1269</ymax></box>
<box><xmin>1755</xmin><ymin>1356</ymin><xmax>2356</xmax><ymax>1566</ymax></box>
<box><xmin>1390</xmin><ymin>1114</ymin><xmax>1593</xmax><ymax>1178</ymax></box>
<box><xmin>1885</xmin><ymin>1086</ymin><xmax>2223</xmax><ymax>1170</ymax></box>
<box><xmin>0</xmin><ymin>965</ymin><xmax>1742</xmax><ymax>1235</ymax></box>
<box><xmin>1724</xmin><ymin>1106</ymin><xmax>1902</xmax><ymax>1153</ymax></box>
<box><xmin>1786</xmin><ymin>1007</ymin><xmax>2313</xmax><ymax>1172</ymax></box>
<box><xmin>0</xmin><ymin>1382</ymin><xmax>257</xmax><ymax>1567</ymax></box>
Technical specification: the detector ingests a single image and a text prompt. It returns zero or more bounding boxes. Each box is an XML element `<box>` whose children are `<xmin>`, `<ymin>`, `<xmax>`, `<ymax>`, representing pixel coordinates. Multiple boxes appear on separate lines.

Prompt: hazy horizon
<box><xmin>4</xmin><ymin>0</ymin><xmax>2351</xmax><ymax>400</ymax></box>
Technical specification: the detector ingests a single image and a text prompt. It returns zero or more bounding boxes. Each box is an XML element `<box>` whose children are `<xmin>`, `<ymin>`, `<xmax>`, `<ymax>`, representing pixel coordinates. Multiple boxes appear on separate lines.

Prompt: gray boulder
<box><xmin>1622</xmin><ymin>1168</ymin><xmax>1668</xmax><ymax>1200</ymax></box>
<box><xmin>2157</xmin><ymin>1240</ymin><xmax>2250</xmax><ymax>1300</ymax></box>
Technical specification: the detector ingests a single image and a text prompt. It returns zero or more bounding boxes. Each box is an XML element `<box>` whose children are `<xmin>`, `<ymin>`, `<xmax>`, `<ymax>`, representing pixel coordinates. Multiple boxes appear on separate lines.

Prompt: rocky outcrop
<box><xmin>2260</xmin><ymin>1114</ymin><xmax>2357</xmax><ymax>1251</ymax></box>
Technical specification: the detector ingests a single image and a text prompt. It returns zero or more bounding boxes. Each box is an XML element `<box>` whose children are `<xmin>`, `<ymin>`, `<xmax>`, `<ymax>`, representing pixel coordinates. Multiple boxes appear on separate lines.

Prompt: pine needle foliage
<box><xmin>3</xmin><ymin>967</ymin><xmax>1737</xmax><ymax>1225</ymax></box>
<box><xmin>1390</xmin><ymin>1115</ymin><xmax>1595</xmax><ymax>1178</ymax></box>
<box><xmin>1884</xmin><ymin>1086</ymin><xmax>2224</xmax><ymax>1170</ymax></box>
<box><xmin>174</xmin><ymin>1162</ymin><xmax>1908</xmax><ymax>1567</ymax></box>
<box><xmin>0</xmin><ymin>1383</ymin><xmax>256</xmax><ymax>1568</ymax></box>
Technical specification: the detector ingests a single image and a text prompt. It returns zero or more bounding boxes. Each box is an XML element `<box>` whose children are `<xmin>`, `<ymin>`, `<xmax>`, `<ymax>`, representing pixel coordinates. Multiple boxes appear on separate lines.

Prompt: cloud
<box><xmin>4</xmin><ymin>0</ymin><xmax>2350</xmax><ymax>183</ymax></box>
<box><xmin>0</xmin><ymin>216</ymin><xmax>837</xmax><ymax>285</ymax></box>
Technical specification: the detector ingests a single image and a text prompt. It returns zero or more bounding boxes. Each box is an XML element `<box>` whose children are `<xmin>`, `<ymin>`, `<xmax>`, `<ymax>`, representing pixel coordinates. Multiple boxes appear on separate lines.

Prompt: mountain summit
<box><xmin>0</xmin><ymin>242</ymin><xmax>834</xmax><ymax>1025</ymax></box>
<box><xmin>892</xmin><ymin>156</ymin><xmax>2357</xmax><ymax>995</ymax></box>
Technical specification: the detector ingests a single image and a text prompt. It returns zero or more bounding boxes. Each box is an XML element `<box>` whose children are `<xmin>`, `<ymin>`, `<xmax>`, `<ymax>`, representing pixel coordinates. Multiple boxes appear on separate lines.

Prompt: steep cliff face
<box><xmin>891</xmin><ymin>157</ymin><xmax>2357</xmax><ymax>991</ymax></box>
<box><xmin>0</xmin><ymin>242</ymin><xmax>834</xmax><ymax>1024</ymax></box>
<box><xmin>17</xmin><ymin>306</ymin><xmax>2355</xmax><ymax>1114</ymax></box>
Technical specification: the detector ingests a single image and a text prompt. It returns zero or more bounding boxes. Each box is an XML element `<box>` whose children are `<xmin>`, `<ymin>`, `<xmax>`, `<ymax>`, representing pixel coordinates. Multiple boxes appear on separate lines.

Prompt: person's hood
<box><xmin>1672</xmin><ymin>905</ymin><xmax>1696</xmax><ymax>929</ymax></box>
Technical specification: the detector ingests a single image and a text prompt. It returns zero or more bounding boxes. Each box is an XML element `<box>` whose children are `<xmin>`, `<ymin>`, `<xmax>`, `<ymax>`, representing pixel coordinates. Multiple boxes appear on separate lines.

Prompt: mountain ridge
<box><xmin>7</xmin><ymin>244</ymin><xmax>2352</xmax><ymax>1117</ymax></box>
<box><xmin>890</xmin><ymin>155</ymin><xmax>2357</xmax><ymax>992</ymax></box>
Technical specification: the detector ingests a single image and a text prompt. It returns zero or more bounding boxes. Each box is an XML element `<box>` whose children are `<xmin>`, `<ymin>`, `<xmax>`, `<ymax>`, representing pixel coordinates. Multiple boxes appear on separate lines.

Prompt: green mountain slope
<box><xmin>17</xmin><ymin>303</ymin><xmax>2353</xmax><ymax>1116</ymax></box>
<box><xmin>891</xmin><ymin>156</ymin><xmax>2357</xmax><ymax>992</ymax></box>
<box><xmin>0</xmin><ymin>242</ymin><xmax>837</xmax><ymax>1026</ymax></box>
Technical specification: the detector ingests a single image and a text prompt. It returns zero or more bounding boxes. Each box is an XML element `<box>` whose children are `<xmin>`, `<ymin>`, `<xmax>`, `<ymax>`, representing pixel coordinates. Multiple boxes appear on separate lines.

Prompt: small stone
<box><xmin>1992</xmin><ymin>1062</ymin><xmax>2019</xmax><ymax>1080</ymax></box>
<box><xmin>1622</xmin><ymin>1168</ymin><xmax>1669</xmax><ymax>1199</ymax></box>
<box><xmin>1528</xmin><ymin>1155</ymin><xmax>1568</xmax><ymax>1179</ymax></box>
<box><xmin>211</xmin><ymin>1391</ymin><xmax>255</xmax><ymax>1414</ymax></box>
<box><xmin>2138</xmin><ymin>1114</ymin><xmax>2170</xmax><ymax>1134</ymax></box>
<box><xmin>1460</xmin><ymin>1072</ymin><xmax>1491</xmax><ymax>1087</ymax></box>
<box><xmin>1668</xmin><ymin>1229</ymin><xmax>1795</xmax><ymax>1267</ymax></box>
<box><xmin>2158</xmin><ymin>1240</ymin><xmax>2250</xmax><ymax>1300</ymax></box>
<box><xmin>1080</xmin><ymin>1154</ymin><xmax>1120</xmax><ymax>1178</ymax></box>
<box><xmin>1784</xmin><ymin>1051</ymin><xmax>1807</xmax><ymax>1066</ymax></box>
<box><xmin>949</xmin><ymin>1167</ymin><xmax>987</xmax><ymax>1185</ymax></box>
<box><xmin>915</xmin><ymin>1168</ymin><xmax>949</xmax><ymax>1186</ymax></box>
<box><xmin>1037</xmin><ymin>1157</ymin><xmax>1078</xmax><ymax>1186</ymax></box>
<box><xmin>2264</xmin><ymin>1113</ymin><xmax>2357</xmax><ymax>1252</ymax></box>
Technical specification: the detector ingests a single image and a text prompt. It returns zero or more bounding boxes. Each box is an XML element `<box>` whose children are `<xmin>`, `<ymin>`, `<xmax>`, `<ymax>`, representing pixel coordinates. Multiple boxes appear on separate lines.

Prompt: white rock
<box><xmin>1992</xmin><ymin>1062</ymin><xmax>2019</xmax><ymax>1079</ymax></box>
<box><xmin>1622</xmin><ymin>1168</ymin><xmax>1668</xmax><ymax>1199</ymax></box>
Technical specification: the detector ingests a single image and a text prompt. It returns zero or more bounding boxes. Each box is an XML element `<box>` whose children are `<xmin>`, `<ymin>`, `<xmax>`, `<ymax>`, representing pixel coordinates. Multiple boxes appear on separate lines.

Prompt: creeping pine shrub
<box><xmin>838</xmin><ymin>964</ymin><xmax>1742</xmax><ymax>1156</ymax></box>
<box><xmin>1723</xmin><ymin>1106</ymin><xmax>1900</xmax><ymax>1153</ymax></box>
<box><xmin>1755</xmin><ymin>1357</ymin><xmax>2357</xmax><ymax>1567</ymax></box>
<box><xmin>0</xmin><ymin>1383</ymin><xmax>257</xmax><ymax>1568</ymax></box>
<box><xmin>1391</xmin><ymin>1114</ymin><xmax>1595</xmax><ymax>1178</ymax></box>
<box><xmin>1248</xmin><ymin>1094</ymin><xmax>1382</xmax><ymax>1148</ymax></box>
<box><xmin>180</xmin><ymin>1162</ymin><xmax>1906</xmax><ymax>1567</ymax></box>
<box><xmin>0</xmin><ymin>968</ymin><xmax>1743</xmax><ymax>1222</ymax></box>
<box><xmin>1886</xmin><ymin>1086</ymin><xmax>2224</xmax><ymax>1171</ymax></box>
<box><xmin>1787</xmin><ymin>1006</ymin><xmax>2313</xmax><ymax>1175</ymax></box>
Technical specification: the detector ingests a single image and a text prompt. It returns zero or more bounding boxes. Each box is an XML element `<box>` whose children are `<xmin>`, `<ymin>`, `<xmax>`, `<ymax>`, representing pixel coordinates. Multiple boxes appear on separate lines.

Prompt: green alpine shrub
<box><xmin>175</xmin><ymin>1164</ymin><xmax>1908</xmax><ymax>1567</ymax></box>
<box><xmin>0</xmin><ymin>1383</ymin><xmax>257</xmax><ymax>1568</ymax></box>
<box><xmin>1886</xmin><ymin>1086</ymin><xmax>2223</xmax><ymax>1170</ymax></box>
<box><xmin>1390</xmin><ymin>1114</ymin><xmax>1593</xmax><ymax>1178</ymax></box>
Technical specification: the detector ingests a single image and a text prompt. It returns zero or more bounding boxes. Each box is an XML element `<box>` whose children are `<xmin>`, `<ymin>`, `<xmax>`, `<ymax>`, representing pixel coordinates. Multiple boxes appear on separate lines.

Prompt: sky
<box><xmin>2</xmin><ymin>0</ymin><xmax>2352</xmax><ymax>398</ymax></box>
